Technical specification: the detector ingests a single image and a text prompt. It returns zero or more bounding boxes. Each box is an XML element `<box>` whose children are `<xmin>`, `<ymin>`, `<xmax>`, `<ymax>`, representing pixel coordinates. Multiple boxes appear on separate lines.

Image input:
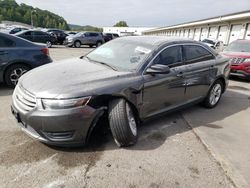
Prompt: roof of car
<box><xmin>233</xmin><ymin>39</ymin><xmax>250</xmax><ymax>43</ymax></box>
<box><xmin>117</xmin><ymin>36</ymin><xmax>196</xmax><ymax>46</ymax></box>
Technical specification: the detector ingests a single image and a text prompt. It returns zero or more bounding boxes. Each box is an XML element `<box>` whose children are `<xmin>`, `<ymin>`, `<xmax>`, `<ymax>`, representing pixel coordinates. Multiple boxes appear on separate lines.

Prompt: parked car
<box><xmin>0</xmin><ymin>32</ymin><xmax>52</xmax><ymax>87</ymax></box>
<box><xmin>9</xmin><ymin>27</ymin><xmax>28</xmax><ymax>34</ymax></box>
<box><xmin>65</xmin><ymin>31</ymin><xmax>105</xmax><ymax>48</ymax></box>
<box><xmin>11</xmin><ymin>36</ymin><xmax>230</xmax><ymax>147</ymax></box>
<box><xmin>222</xmin><ymin>39</ymin><xmax>250</xmax><ymax>80</ymax></box>
<box><xmin>66</xmin><ymin>31</ymin><xmax>77</xmax><ymax>35</ymax></box>
<box><xmin>15</xmin><ymin>30</ymin><xmax>57</xmax><ymax>48</ymax></box>
<box><xmin>103</xmin><ymin>33</ymin><xmax>119</xmax><ymax>42</ymax></box>
<box><xmin>45</xmin><ymin>29</ymin><xmax>68</xmax><ymax>45</ymax></box>
<box><xmin>202</xmin><ymin>38</ymin><xmax>224</xmax><ymax>52</ymax></box>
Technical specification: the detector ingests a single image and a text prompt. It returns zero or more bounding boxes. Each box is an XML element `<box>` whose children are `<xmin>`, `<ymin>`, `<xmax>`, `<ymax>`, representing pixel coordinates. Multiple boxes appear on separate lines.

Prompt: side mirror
<box><xmin>146</xmin><ymin>64</ymin><xmax>170</xmax><ymax>74</ymax></box>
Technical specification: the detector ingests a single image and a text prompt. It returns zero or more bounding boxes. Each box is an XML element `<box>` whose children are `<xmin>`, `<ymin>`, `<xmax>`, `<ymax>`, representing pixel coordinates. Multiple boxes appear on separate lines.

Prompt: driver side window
<box><xmin>154</xmin><ymin>46</ymin><xmax>182</xmax><ymax>68</ymax></box>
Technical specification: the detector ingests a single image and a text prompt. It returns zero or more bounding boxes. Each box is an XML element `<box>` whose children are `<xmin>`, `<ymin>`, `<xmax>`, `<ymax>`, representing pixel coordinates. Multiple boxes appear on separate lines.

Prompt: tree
<box><xmin>113</xmin><ymin>21</ymin><xmax>128</xmax><ymax>27</ymax></box>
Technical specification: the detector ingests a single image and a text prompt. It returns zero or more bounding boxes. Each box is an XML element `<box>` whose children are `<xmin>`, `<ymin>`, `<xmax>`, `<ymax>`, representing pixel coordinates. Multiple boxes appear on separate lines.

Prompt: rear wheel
<box><xmin>74</xmin><ymin>41</ymin><xmax>81</xmax><ymax>48</ymax></box>
<box><xmin>108</xmin><ymin>99</ymin><xmax>138</xmax><ymax>147</ymax></box>
<box><xmin>4</xmin><ymin>64</ymin><xmax>30</xmax><ymax>88</ymax></box>
<box><xmin>46</xmin><ymin>41</ymin><xmax>52</xmax><ymax>48</ymax></box>
<box><xmin>203</xmin><ymin>80</ymin><xmax>223</xmax><ymax>108</ymax></box>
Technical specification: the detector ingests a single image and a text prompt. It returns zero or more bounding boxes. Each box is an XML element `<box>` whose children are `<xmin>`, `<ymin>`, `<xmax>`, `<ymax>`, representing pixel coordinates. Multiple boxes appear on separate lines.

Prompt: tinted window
<box><xmin>33</xmin><ymin>31</ymin><xmax>47</xmax><ymax>36</ymax></box>
<box><xmin>183</xmin><ymin>45</ymin><xmax>214</xmax><ymax>64</ymax></box>
<box><xmin>84</xmin><ymin>32</ymin><xmax>91</xmax><ymax>37</ymax></box>
<box><xmin>24</xmin><ymin>31</ymin><xmax>32</xmax><ymax>36</ymax></box>
<box><xmin>154</xmin><ymin>46</ymin><xmax>182</xmax><ymax>67</ymax></box>
<box><xmin>90</xmin><ymin>33</ymin><xmax>99</xmax><ymax>37</ymax></box>
<box><xmin>0</xmin><ymin>36</ymin><xmax>15</xmax><ymax>47</ymax></box>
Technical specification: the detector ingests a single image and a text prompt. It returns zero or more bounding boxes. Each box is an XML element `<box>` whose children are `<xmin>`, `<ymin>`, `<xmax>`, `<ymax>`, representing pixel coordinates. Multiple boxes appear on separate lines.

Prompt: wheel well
<box><xmin>3</xmin><ymin>62</ymin><xmax>31</xmax><ymax>82</ymax></box>
<box><xmin>85</xmin><ymin>95</ymin><xmax>140</xmax><ymax>144</ymax></box>
<box><xmin>74</xmin><ymin>40</ymin><xmax>81</xmax><ymax>44</ymax></box>
<box><xmin>216</xmin><ymin>77</ymin><xmax>226</xmax><ymax>93</ymax></box>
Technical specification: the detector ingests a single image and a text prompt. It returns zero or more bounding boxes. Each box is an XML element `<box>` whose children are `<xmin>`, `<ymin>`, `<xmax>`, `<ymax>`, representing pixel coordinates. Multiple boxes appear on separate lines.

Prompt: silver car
<box><xmin>65</xmin><ymin>31</ymin><xmax>105</xmax><ymax>48</ymax></box>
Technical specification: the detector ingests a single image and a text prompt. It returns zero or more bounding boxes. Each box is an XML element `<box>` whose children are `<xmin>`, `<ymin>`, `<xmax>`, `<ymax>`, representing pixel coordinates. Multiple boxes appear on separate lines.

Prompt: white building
<box><xmin>103</xmin><ymin>27</ymin><xmax>156</xmax><ymax>36</ymax></box>
<box><xmin>143</xmin><ymin>10</ymin><xmax>250</xmax><ymax>45</ymax></box>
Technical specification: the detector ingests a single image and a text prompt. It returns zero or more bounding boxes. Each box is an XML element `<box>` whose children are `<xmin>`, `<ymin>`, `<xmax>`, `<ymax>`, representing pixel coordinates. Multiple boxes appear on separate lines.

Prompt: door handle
<box><xmin>176</xmin><ymin>72</ymin><xmax>184</xmax><ymax>77</ymax></box>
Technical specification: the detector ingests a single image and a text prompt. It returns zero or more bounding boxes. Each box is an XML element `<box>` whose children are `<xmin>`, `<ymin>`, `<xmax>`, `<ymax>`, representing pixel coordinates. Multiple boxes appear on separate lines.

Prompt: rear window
<box><xmin>183</xmin><ymin>45</ymin><xmax>215</xmax><ymax>64</ymax></box>
<box><xmin>0</xmin><ymin>36</ymin><xmax>15</xmax><ymax>47</ymax></box>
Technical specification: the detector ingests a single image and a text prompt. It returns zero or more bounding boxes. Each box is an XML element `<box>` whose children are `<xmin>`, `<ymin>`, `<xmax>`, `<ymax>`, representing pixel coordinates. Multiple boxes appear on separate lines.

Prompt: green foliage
<box><xmin>113</xmin><ymin>21</ymin><xmax>128</xmax><ymax>27</ymax></box>
<box><xmin>0</xmin><ymin>0</ymin><xmax>70</xmax><ymax>30</ymax></box>
<box><xmin>69</xmin><ymin>24</ymin><xmax>103</xmax><ymax>32</ymax></box>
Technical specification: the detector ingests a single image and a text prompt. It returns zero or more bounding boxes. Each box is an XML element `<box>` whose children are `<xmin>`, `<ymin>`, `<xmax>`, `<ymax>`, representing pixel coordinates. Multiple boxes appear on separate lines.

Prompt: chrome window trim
<box><xmin>142</xmin><ymin>42</ymin><xmax>216</xmax><ymax>75</ymax></box>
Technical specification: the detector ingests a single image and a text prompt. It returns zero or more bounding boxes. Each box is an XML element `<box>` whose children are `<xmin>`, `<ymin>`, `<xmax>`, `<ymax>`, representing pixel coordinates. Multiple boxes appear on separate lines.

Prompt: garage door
<box><xmin>189</xmin><ymin>29</ymin><xmax>194</xmax><ymax>39</ymax></box>
<box><xmin>245</xmin><ymin>23</ymin><xmax>250</xmax><ymax>40</ymax></box>
<box><xmin>194</xmin><ymin>28</ymin><xmax>201</xmax><ymax>41</ymax></box>
<box><xmin>200</xmin><ymin>28</ymin><xmax>208</xmax><ymax>40</ymax></box>
<box><xmin>229</xmin><ymin>25</ymin><xmax>242</xmax><ymax>43</ymax></box>
<box><xmin>208</xmin><ymin>27</ymin><xmax>218</xmax><ymax>39</ymax></box>
<box><xmin>184</xmin><ymin>29</ymin><xmax>189</xmax><ymax>38</ymax></box>
<box><xmin>218</xmin><ymin>26</ymin><xmax>228</xmax><ymax>44</ymax></box>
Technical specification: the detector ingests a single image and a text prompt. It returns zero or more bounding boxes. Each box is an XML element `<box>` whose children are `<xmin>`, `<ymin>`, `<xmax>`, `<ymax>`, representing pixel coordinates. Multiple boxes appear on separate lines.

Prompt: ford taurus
<box><xmin>11</xmin><ymin>36</ymin><xmax>230</xmax><ymax>147</ymax></box>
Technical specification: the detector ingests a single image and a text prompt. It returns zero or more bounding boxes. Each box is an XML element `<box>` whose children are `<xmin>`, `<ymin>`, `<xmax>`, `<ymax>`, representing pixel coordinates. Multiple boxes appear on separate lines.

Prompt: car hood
<box><xmin>222</xmin><ymin>51</ymin><xmax>250</xmax><ymax>58</ymax></box>
<box><xmin>19</xmin><ymin>58</ymin><xmax>134</xmax><ymax>99</ymax></box>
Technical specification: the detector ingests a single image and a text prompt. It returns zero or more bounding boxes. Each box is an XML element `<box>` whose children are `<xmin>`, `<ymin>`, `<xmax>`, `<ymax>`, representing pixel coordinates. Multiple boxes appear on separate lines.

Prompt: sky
<box><xmin>16</xmin><ymin>0</ymin><xmax>250</xmax><ymax>27</ymax></box>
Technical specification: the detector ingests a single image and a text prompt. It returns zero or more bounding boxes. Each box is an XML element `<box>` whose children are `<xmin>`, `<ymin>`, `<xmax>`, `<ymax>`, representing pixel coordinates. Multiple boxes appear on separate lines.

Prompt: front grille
<box><xmin>230</xmin><ymin>57</ymin><xmax>244</xmax><ymax>65</ymax></box>
<box><xmin>13</xmin><ymin>85</ymin><xmax>36</xmax><ymax>113</ymax></box>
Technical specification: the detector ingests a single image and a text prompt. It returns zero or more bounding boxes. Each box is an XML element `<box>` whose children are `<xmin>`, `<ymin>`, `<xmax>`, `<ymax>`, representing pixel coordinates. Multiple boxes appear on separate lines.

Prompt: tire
<box><xmin>202</xmin><ymin>80</ymin><xmax>223</xmax><ymax>108</ymax></box>
<box><xmin>4</xmin><ymin>64</ymin><xmax>30</xmax><ymax>88</ymax></box>
<box><xmin>108</xmin><ymin>99</ymin><xmax>138</xmax><ymax>147</ymax></box>
<box><xmin>89</xmin><ymin>45</ymin><xmax>93</xmax><ymax>48</ymax></box>
<box><xmin>74</xmin><ymin>41</ymin><xmax>81</xmax><ymax>48</ymax></box>
<box><xmin>96</xmin><ymin>41</ymin><xmax>102</xmax><ymax>47</ymax></box>
<box><xmin>46</xmin><ymin>41</ymin><xmax>52</xmax><ymax>48</ymax></box>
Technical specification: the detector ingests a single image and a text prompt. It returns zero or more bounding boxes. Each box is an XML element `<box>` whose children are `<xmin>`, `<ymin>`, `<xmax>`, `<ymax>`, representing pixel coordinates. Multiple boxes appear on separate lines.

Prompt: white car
<box><xmin>202</xmin><ymin>38</ymin><xmax>224</xmax><ymax>52</ymax></box>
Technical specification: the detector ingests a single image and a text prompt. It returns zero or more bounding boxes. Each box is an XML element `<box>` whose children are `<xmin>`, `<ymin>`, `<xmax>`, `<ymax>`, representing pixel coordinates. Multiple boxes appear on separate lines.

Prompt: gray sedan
<box><xmin>11</xmin><ymin>36</ymin><xmax>230</xmax><ymax>147</ymax></box>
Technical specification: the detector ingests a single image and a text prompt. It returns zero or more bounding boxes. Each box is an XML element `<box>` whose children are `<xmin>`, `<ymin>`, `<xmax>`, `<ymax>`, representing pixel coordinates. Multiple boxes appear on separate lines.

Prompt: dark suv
<box><xmin>45</xmin><ymin>29</ymin><xmax>68</xmax><ymax>45</ymax></box>
<box><xmin>11</xmin><ymin>36</ymin><xmax>230</xmax><ymax>147</ymax></box>
<box><xmin>15</xmin><ymin>30</ymin><xmax>57</xmax><ymax>48</ymax></box>
<box><xmin>65</xmin><ymin>31</ymin><xmax>105</xmax><ymax>48</ymax></box>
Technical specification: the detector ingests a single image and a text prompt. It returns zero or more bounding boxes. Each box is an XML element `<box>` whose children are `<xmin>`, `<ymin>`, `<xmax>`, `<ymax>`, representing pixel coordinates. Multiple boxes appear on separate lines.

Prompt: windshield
<box><xmin>85</xmin><ymin>38</ymin><xmax>154</xmax><ymax>71</ymax></box>
<box><xmin>75</xmin><ymin>32</ymin><xmax>84</xmax><ymax>37</ymax></box>
<box><xmin>224</xmin><ymin>41</ymin><xmax>250</xmax><ymax>52</ymax></box>
<box><xmin>202</xmin><ymin>39</ymin><xmax>215</xmax><ymax>45</ymax></box>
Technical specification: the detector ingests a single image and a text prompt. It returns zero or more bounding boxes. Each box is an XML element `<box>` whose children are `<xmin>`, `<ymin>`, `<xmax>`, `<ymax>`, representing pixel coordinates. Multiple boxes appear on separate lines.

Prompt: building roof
<box><xmin>144</xmin><ymin>10</ymin><xmax>250</xmax><ymax>33</ymax></box>
<box><xmin>116</xmin><ymin>36</ymin><xmax>195</xmax><ymax>46</ymax></box>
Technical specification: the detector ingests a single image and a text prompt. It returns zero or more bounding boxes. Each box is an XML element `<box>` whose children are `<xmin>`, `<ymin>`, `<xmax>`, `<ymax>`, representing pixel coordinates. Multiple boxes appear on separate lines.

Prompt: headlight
<box><xmin>42</xmin><ymin>97</ymin><xmax>91</xmax><ymax>110</ymax></box>
<box><xmin>68</xmin><ymin>38</ymin><xmax>73</xmax><ymax>42</ymax></box>
<box><xmin>243</xmin><ymin>58</ymin><xmax>250</xmax><ymax>63</ymax></box>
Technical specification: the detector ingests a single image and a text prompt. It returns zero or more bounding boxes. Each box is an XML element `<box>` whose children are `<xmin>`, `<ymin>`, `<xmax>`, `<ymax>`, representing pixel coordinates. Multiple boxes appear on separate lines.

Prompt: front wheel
<box><xmin>74</xmin><ymin>41</ymin><xmax>81</xmax><ymax>48</ymax></box>
<box><xmin>4</xmin><ymin>64</ymin><xmax>30</xmax><ymax>88</ymax></box>
<box><xmin>96</xmin><ymin>41</ymin><xmax>102</xmax><ymax>47</ymax></box>
<box><xmin>108</xmin><ymin>99</ymin><xmax>138</xmax><ymax>147</ymax></box>
<box><xmin>203</xmin><ymin>80</ymin><xmax>223</xmax><ymax>108</ymax></box>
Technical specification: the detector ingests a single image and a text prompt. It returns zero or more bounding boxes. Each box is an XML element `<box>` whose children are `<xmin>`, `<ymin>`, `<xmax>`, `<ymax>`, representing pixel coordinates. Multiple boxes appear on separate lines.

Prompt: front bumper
<box><xmin>11</xmin><ymin>101</ymin><xmax>104</xmax><ymax>147</ymax></box>
<box><xmin>230</xmin><ymin>63</ymin><xmax>250</xmax><ymax>79</ymax></box>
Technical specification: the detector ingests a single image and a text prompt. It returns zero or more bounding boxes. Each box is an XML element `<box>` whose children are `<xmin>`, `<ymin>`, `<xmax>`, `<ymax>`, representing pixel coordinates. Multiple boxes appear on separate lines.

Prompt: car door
<box><xmin>182</xmin><ymin>44</ymin><xmax>216</xmax><ymax>100</ymax></box>
<box><xmin>20</xmin><ymin>31</ymin><xmax>33</xmax><ymax>41</ymax></box>
<box><xmin>0</xmin><ymin>36</ymin><xmax>15</xmax><ymax>73</ymax></box>
<box><xmin>141</xmin><ymin>45</ymin><xmax>187</xmax><ymax>118</ymax></box>
<box><xmin>82</xmin><ymin>32</ymin><xmax>91</xmax><ymax>44</ymax></box>
<box><xmin>32</xmin><ymin>31</ymin><xmax>45</xmax><ymax>43</ymax></box>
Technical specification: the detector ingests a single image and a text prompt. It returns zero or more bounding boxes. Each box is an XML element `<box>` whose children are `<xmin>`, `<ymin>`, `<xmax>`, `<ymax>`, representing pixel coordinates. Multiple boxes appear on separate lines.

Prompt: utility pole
<box><xmin>31</xmin><ymin>10</ymin><xmax>36</xmax><ymax>28</ymax></box>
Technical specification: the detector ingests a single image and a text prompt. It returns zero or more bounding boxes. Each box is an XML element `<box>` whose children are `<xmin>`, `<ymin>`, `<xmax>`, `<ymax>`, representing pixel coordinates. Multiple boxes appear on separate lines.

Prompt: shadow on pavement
<box><xmin>0</xmin><ymin>83</ymin><xmax>13</xmax><ymax>96</ymax></box>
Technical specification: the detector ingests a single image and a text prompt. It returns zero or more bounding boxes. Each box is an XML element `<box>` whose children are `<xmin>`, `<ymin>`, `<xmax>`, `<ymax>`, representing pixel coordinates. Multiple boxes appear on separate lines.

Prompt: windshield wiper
<box><xmin>84</xmin><ymin>56</ymin><xmax>118</xmax><ymax>71</ymax></box>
